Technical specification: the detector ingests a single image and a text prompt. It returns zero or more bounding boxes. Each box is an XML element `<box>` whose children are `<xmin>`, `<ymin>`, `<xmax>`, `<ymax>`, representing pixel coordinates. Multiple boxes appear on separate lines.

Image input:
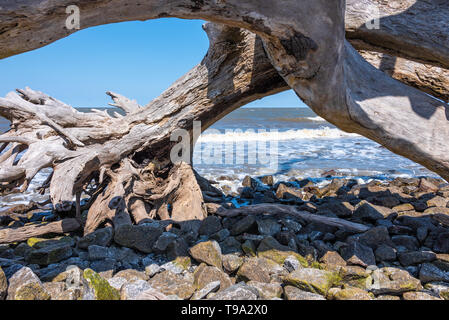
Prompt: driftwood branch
<box><xmin>215</xmin><ymin>204</ymin><xmax>370</xmax><ymax>233</ymax></box>
<box><xmin>0</xmin><ymin>218</ymin><xmax>81</xmax><ymax>244</ymax></box>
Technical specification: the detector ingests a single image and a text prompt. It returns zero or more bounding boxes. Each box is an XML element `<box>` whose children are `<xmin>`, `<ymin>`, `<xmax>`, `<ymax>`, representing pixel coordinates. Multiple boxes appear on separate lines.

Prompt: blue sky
<box><xmin>0</xmin><ymin>18</ymin><xmax>306</xmax><ymax>108</ymax></box>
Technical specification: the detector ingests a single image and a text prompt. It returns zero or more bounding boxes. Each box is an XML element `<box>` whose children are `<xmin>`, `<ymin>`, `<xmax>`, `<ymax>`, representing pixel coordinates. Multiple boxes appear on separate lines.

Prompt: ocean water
<box><xmin>193</xmin><ymin>107</ymin><xmax>436</xmax><ymax>193</ymax></box>
<box><xmin>0</xmin><ymin>107</ymin><xmax>436</xmax><ymax>208</ymax></box>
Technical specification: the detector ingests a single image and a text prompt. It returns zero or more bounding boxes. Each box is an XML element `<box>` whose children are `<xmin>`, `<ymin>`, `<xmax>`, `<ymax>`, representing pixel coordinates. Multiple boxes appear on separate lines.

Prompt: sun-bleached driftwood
<box><xmin>214</xmin><ymin>203</ymin><xmax>370</xmax><ymax>233</ymax></box>
<box><xmin>0</xmin><ymin>218</ymin><xmax>81</xmax><ymax>244</ymax></box>
<box><xmin>0</xmin><ymin>1</ymin><xmax>448</xmax><ymax>240</ymax></box>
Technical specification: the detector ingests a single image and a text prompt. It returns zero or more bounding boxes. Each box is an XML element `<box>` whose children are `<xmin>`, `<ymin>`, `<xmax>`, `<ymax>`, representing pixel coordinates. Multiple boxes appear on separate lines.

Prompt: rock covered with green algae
<box><xmin>193</xmin><ymin>263</ymin><xmax>232</xmax><ymax>291</ymax></box>
<box><xmin>25</xmin><ymin>237</ymin><xmax>74</xmax><ymax>266</ymax></box>
<box><xmin>369</xmin><ymin>267</ymin><xmax>422</xmax><ymax>295</ymax></box>
<box><xmin>284</xmin><ymin>268</ymin><xmax>342</xmax><ymax>296</ymax></box>
<box><xmin>6</xmin><ymin>266</ymin><xmax>50</xmax><ymax>300</ymax></box>
<box><xmin>256</xmin><ymin>236</ymin><xmax>312</xmax><ymax>267</ymax></box>
<box><xmin>327</xmin><ymin>287</ymin><xmax>373</xmax><ymax>300</ymax></box>
<box><xmin>82</xmin><ymin>268</ymin><xmax>120</xmax><ymax>300</ymax></box>
<box><xmin>189</xmin><ymin>240</ymin><xmax>222</xmax><ymax>269</ymax></box>
<box><xmin>237</xmin><ymin>257</ymin><xmax>280</xmax><ymax>283</ymax></box>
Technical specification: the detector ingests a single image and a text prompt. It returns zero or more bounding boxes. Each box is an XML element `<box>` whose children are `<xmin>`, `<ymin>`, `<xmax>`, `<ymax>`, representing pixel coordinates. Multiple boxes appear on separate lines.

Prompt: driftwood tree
<box><xmin>0</xmin><ymin>0</ymin><xmax>448</xmax><ymax>240</ymax></box>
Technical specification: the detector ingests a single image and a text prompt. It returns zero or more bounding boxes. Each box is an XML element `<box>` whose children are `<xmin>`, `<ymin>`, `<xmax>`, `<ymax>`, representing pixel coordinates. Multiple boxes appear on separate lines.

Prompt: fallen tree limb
<box><xmin>215</xmin><ymin>203</ymin><xmax>370</xmax><ymax>233</ymax></box>
<box><xmin>0</xmin><ymin>218</ymin><xmax>81</xmax><ymax>244</ymax></box>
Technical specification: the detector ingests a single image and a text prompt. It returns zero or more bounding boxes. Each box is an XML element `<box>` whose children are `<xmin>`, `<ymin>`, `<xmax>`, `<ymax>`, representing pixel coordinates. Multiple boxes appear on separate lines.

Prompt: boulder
<box><xmin>82</xmin><ymin>268</ymin><xmax>120</xmax><ymax>300</ymax></box>
<box><xmin>284</xmin><ymin>268</ymin><xmax>341</xmax><ymax>295</ymax></box>
<box><xmin>424</xmin><ymin>282</ymin><xmax>449</xmax><ymax>300</ymax></box>
<box><xmin>209</xmin><ymin>282</ymin><xmax>258</xmax><ymax>300</ymax></box>
<box><xmin>370</xmin><ymin>267</ymin><xmax>421</xmax><ymax>295</ymax></box>
<box><xmin>134</xmin><ymin>288</ymin><xmax>168</xmax><ymax>300</ymax></box>
<box><xmin>7</xmin><ymin>267</ymin><xmax>50</xmax><ymax>300</ymax></box>
<box><xmin>284</xmin><ymin>255</ymin><xmax>301</xmax><ymax>272</ymax></box>
<box><xmin>120</xmin><ymin>280</ymin><xmax>153</xmax><ymax>300</ymax></box>
<box><xmin>247</xmin><ymin>281</ymin><xmax>282</xmax><ymax>299</ymax></box>
<box><xmin>114</xmin><ymin>269</ymin><xmax>148</xmax><ymax>282</ymax></box>
<box><xmin>77</xmin><ymin>227</ymin><xmax>113</xmax><ymax>249</ymax></box>
<box><xmin>87</xmin><ymin>245</ymin><xmax>110</xmax><ymax>261</ymax></box>
<box><xmin>237</xmin><ymin>257</ymin><xmax>276</xmax><ymax>283</ymax></box>
<box><xmin>222</xmin><ymin>254</ymin><xmax>244</xmax><ymax>273</ymax></box>
<box><xmin>433</xmin><ymin>232</ymin><xmax>449</xmax><ymax>253</ymax></box>
<box><xmin>114</xmin><ymin>223</ymin><xmax>163</xmax><ymax>253</ymax></box>
<box><xmin>327</xmin><ymin>287</ymin><xmax>372</xmax><ymax>300</ymax></box>
<box><xmin>152</xmin><ymin>232</ymin><xmax>178</xmax><ymax>253</ymax></box>
<box><xmin>340</xmin><ymin>242</ymin><xmax>376</xmax><ymax>267</ymax></box>
<box><xmin>283</xmin><ymin>285</ymin><xmax>325</xmax><ymax>300</ymax></box>
<box><xmin>149</xmin><ymin>270</ymin><xmax>195</xmax><ymax>299</ymax></box>
<box><xmin>419</xmin><ymin>263</ymin><xmax>449</xmax><ymax>283</ymax></box>
<box><xmin>353</xmin><ymin>201</ymin><xmax>395</xmax><ymax>222</ymax></box>
<box><xmin>257</xmin><ymin>219</ymin><xmax>281</xmax><ymax>236</ymax></box>
<box><xmin>198</xmin><ymin>216</ymin><xmax>222</xmax><ymax>236</ymax></box>
<box><xmin>402</xmin><ymin>291</ymin><xmax>442</xmax><ymax>300</ymax></box>
<box><xmin>391</xmin><ymin>235</ymin><xmax>420</xmax><ymax>251</ymax></box>
<box><xmin>193</xmin><ymin>263</ymin><xmax>232</xmax><ymax>291</ymax></box>
<box><xmin>398</xmin><ymin>251</ymin><xmax>436</xmax><ymax>266</ymax></box>
<box><xmin>189</xmin><ymin>240</ymin><xmax>222</xmax><ymax>269</ymax></box>
<box><xmin>374</xmin><ymin>244</ymin><xmax>397</xmax><ymax>263</ymax></box>
<box><xmin>230</xmin><ymin>216</ymin><xmax>257</xmax><ymax>235</ymax></box>
<box><xmin>319</xmin><ymin>251</ymin><xmax>347</xmax><ymax>271</ymax></box>
<box><xmin>219</xmin><ymin>237</ymin><xmax>242</xmax><ymax>255</ymax></box>
<box><xmin>42</xmin><ymin>282</ymin><xmax>65</xmax><ymax>300</ymax></box>
<box><xmin>25</xmin><ymin>243</ymin><xmax>72</xmax><ymax>266</ymax></box>
<box><xmin>191</xmin><ymin>281</ymin><xmax>221</xmax><ymax>300</ymax></box>
<box><xmin>355</xmin><ymin>226</ymin><xmax>393</xmax><ymax>249</ymax></box>
<box><xmin>257</xmin><ymin>236</ymin><xmax>309</xmax><ymax>267</ymax></box>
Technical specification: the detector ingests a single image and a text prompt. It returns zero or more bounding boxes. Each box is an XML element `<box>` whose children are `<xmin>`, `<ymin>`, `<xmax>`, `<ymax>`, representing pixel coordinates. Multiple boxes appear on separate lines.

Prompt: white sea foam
<box><xmin>305</xmin><ymin>116</ymin><xmax>327</xmax><ymax>122</ymax></box>
<box><xmin>198</xmin><ymin>127</ymin><xmax>359</xmax><ymax>142</ymax></box>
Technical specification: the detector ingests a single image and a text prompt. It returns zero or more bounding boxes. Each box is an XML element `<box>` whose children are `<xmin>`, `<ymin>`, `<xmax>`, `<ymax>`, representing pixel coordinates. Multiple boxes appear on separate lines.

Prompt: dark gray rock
<box><xmin>152</xmin><ymin>232</ymin><xmax>178</xmax><ymax>253</ymax></box>
<box><xmin>219</xmin><ymin>237</ymin><xmax>242</xmax><ymax>255</ymax></box>
<box><xmin>88</xmin><ymin>245</ymin><xmax>110</xmax><ymax>261</ymax></box>
<box><xmin>166</xmin><ymin>238</ymin><xmax>189</xmax><ymax>260</ymax></box>
<box><xmin>398</xmin><ymin>251</ymin><xmax>436</xmax><ymax>266</ymax></box>
<box><xmin>392</xmin><ymin>235</ymin><xmax>420</xmax><ymax>251</ymax></box>
<box><xmin>210</xmin><ymin>229</ymin><xmax>230</xmax><ymax>242</ymax></box>
<box><xmin>26</xmin><ymin>243</ymin><xmax>72</xmax><ymax>266</ymax></box>
<box><xmin>198</xmin><ymin>216</ymin><xmax>222</xmax><ymax>236</ymax></box>
<box><xmin>419</xmin><ymin>263</ymin><xmax>449</xmax><ymax>283</ymax></box>
<box><xmin>257</xmin><ymin>219</ymin><xmax>281</xmax><ymax>236</ymax></box>
<box><xmin>340</xmin><ymin>242</ymin><xmax>376</xmax><ymax>267</ymax></box>
<box><xmin>230</xmin><ymin>216</ymin><xmax>257</xmax><ymax>235</ymax></box>
<box><xmin>353</xmin><ymin>201</ymin><xmax>395</xmax><ymax>222</ymax></box>
<box><xmin>77</xmin><ymin>227</ymin><xmax>114</xmax><ymax>249</ymax></box>
<box><xmin>375</xmin><ymin>245</ymin><xmax>397</xmax><ymax>262</ymax></box>
<box><xmin>433</xmin><ymin>232</ymin><xmax>449</xmax><ymax>253</ymax></box>
<box><xmin>114</xmin><ymin>222</ymin><xmax>163</xmax><ymax>253</ymax></box>
<box><xmin>90</xmin><ymin>258</ymin><xmax>117</xmax><ymax>273</ymax></box>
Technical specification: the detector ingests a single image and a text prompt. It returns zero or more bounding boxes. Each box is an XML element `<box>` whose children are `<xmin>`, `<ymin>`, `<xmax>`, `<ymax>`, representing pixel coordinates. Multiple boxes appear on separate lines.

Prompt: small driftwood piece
<box><xmin>0</xmin><ymin>218</ymin><xmax>80</xmax><ymax>244</ymax></box>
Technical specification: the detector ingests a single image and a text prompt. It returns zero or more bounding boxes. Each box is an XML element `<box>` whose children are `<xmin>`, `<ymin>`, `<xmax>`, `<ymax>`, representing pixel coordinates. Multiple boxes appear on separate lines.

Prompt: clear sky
<box><xmin>0</xmin><ymin>18</ymin><xmax>307</xmax><ymax>108</ymax></box>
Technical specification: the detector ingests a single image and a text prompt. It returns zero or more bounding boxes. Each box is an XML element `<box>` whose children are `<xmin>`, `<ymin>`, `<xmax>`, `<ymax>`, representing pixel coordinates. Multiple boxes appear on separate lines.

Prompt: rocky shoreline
<box><xmin>1</xmin><ymin>175</ymin><xmax>449</xmax><ymax>300</ymax></box>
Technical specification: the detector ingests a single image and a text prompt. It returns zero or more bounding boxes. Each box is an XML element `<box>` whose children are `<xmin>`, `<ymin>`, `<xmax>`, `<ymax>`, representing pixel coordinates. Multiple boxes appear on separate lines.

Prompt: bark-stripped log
<box><xmin>0</xmin><ymin>218</ymin><xmax>80</xmax><ymax>244</ymax></box>
<box><xmin>215</xmin><ymin>203</ymin><xmax>370</xmax><ymax>233</ymax></box>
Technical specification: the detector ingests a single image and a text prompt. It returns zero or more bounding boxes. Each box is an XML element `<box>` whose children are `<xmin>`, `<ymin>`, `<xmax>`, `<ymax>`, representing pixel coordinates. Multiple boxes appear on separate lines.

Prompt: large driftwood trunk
<box><xmin>0</xmin><ymin>0</ymin><xmax>448</xmax><ymax>238</ymax></box>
